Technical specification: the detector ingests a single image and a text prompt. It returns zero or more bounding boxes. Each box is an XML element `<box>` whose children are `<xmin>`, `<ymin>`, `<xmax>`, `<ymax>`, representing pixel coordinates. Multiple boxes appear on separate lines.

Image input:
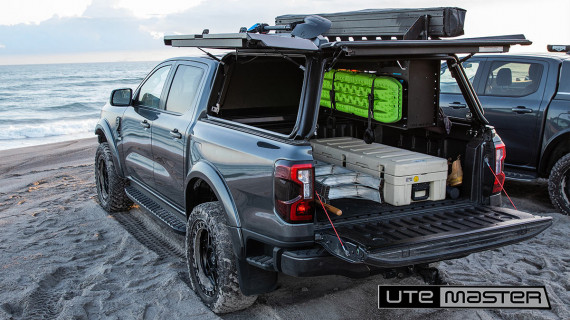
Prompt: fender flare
<box><xmin>94</xmin><ymin>119</ymin><xmax>124</xmax><ymax>177</ymax></box>
<box><xmin>186</xmin><ymin>161</ymin><xmax>244</xmax><ymax>258</ymax></box>
<box><xmin>185</xmin><ymin>161</ymin><xmax>241</xmax><ymax>227</ymax></box>
<box><xmin>539</xmin><ymin>131</ymin><xmax>570</xmax><ymax>176</ymax></box>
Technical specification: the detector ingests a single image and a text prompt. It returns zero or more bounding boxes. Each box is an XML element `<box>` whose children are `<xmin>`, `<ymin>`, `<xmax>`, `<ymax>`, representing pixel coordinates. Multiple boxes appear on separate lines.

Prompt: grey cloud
<box><xmin>0</xmin><ymin>16</ymin><xmax>162</xmax><ymax>55</ymax></box>
<box><xmin>0</xmin><ymin>0</ymin><xmax>456</xmax><ymax>57</ymax></box>
<box><xmin>0</xmin><ymin>0</ymin><xmax>161</xmax><ymax>55</ymax></box>
<box><xmin>82</xmin><ymin>0</ymin><xmax>134</xmax><ymax>18</ymax></box>
<box><xmin>151</xmin><ymin>1</ymin><xmax>378</xmax><ymax>35</ymax></box>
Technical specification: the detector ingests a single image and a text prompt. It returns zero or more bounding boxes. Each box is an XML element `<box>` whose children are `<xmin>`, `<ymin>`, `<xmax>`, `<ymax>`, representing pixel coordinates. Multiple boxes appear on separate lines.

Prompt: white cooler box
<box><xmin>311</xmin><ymin>137</ymin><xmax>448</xmax><ymax>206</ymax></box>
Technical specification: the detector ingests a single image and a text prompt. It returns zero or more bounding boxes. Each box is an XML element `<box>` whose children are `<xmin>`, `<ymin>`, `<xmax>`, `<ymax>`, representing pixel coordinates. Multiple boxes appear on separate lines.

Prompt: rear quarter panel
<box><xmin>190</xmin><ymin>120</ymin><xmax>316</xmax><ymax>244</ymax></box>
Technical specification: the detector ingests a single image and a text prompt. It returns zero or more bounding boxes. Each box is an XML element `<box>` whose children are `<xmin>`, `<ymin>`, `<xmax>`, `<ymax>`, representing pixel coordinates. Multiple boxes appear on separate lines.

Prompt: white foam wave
<box><xmin>0</xmin><ymin>119</ymin><xmax>98</xmax><ymax>140</ymax></box>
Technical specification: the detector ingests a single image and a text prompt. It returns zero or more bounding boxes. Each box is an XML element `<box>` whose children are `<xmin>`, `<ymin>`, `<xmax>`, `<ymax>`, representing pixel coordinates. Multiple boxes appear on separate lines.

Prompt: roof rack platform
<box><xmin>164</xmin><ymin>32</ymin><xmax>319</xmax><ymax>51</ymax></box>
<box><xmin>163</xmin><ymin>7</ymin><xmax>531</xmax><ymax>54</ymax></box>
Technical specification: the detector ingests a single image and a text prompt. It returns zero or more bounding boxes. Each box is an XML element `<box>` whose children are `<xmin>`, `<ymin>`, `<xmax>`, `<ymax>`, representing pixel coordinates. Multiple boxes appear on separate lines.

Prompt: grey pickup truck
<box><xmin>441</xmin><ymin>46</ymin><xmax>570</xmax><ymax>214</ymax></box>
<box><xmin>94</xmin><ymin>8</ymin><xmax>552</xmax><ymax>313</ymax></box>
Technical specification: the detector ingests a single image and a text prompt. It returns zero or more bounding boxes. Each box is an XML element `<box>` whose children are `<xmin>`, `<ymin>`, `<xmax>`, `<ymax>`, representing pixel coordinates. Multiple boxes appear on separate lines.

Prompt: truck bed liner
<box><xmin>315</xmin><ymin>201</ymin><xmax>552</xmax><ymax>267</ymax></box>
<box><xmin>317</xmin><ymin>198</ymin><xmax>466</xmax><ymax>223</ymax></box>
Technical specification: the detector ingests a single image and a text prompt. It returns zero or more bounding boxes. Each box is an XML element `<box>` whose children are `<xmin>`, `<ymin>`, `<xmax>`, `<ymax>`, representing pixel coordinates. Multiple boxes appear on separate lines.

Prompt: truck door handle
<box><xmin>170</xmin><ymin>129</ymin><xmax>182</xmax><ymax>139</ymax></box>
<box><xmin>140</xmin><ymin>120</ymin><xmax>150</xmax><ymax>128</ymax></box>
<box><xmin>511</xmin><ymin>106</ymin><xmax>533</xmax><ymax>114</ymax></box>
<box><xmin>449</xmin><ymin>102</ymin><xmax>467</xmax><ymax>109</ymax></box>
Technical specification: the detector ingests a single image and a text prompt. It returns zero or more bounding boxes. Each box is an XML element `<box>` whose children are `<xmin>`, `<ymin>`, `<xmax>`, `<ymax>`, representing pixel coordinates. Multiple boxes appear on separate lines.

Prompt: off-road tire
<box><xmin>548</xmin><ymin>153</ymin><xmax>570</xmax><ymax>215</ymax></box>
<box><xmin>186</xmin><ymin>201</ymin><xmax>257</xmax><ymax>313</ymax></box>
<box><xmin>95</xmin><ymin>142</ymin><xmax>132</xmax><ymax>212</ymax></box>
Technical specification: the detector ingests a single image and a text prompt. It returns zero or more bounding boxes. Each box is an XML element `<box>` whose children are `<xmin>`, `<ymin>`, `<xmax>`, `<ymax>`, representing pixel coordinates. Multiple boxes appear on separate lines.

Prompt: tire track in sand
<box><xmin>108</xmin><ymin>208</ymin><xmax>186</xmax><ymax>261</ymax></box>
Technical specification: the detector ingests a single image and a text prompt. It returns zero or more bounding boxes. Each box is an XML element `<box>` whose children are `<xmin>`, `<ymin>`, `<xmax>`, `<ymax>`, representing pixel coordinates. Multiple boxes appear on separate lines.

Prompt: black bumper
<box><xmin>279</xmin><ymin>247</ymin><xmax>373</xmax><ymax>278</ymax></box>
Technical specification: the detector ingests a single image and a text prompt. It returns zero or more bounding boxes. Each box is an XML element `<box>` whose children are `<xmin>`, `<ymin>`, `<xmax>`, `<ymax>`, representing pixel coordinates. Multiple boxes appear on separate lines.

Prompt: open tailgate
<box><xmin>315</xmin><ymin>201</ymin><xmax>552</xmax><ymax>267</ymax></box>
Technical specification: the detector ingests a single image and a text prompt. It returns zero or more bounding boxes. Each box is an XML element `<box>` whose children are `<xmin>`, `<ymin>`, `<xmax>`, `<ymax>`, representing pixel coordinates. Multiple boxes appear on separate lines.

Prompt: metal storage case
<box><xmin>311</xmin><ymin>137</ymin><xmax>447</xmax><ymax>206</ymax></box>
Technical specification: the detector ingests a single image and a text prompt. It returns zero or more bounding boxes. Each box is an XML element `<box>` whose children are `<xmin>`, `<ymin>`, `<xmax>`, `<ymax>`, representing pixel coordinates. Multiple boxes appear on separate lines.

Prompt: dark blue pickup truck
<box><xmin>441</xmin><ymin>47</ymin><xmax>570</xmax><ymax>214</ymax></box>
<box><xmin>94</xmin><ymin>9</ymin><xmax>553</xmax><ymax>313</ymax></box>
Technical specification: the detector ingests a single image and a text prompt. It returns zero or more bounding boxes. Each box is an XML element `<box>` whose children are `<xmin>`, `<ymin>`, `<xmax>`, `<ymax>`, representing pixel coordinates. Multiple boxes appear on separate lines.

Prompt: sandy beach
<box><xmin>0</xmin><ymin>138</ymin><xmax>568</xmax><ymax>319</ymax></box>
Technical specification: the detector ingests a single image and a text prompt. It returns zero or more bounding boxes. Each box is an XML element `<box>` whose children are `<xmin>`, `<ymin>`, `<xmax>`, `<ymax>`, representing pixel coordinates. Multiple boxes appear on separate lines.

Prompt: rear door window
<box><xmin>483</xmin><ymin>61</ymin><xmax>543</xmax><ymax>97</ymax></box>
<box><xmin>165</xmin><ymin>65</ymin><xmax>205</xmax><ymax>114</ymax></box>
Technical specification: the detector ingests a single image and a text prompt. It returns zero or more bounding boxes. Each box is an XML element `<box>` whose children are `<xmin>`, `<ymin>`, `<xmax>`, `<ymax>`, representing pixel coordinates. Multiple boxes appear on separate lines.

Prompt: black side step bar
<box><xmin>505</xmin><ymin>170</ymin><xmax>537</xmax><ymax>182</ymax></box>
<box><xmin>125</xmin><ymin>186</ymin><xmax>186</xmax><ymax>233</ymax></box>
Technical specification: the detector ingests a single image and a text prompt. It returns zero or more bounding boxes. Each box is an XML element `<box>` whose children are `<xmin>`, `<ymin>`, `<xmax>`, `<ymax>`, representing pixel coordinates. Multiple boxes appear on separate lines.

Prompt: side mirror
<box><xmin>110</xmin><ymin>88</ymin><xmax>132</xmax><ymax>106</ymax></box>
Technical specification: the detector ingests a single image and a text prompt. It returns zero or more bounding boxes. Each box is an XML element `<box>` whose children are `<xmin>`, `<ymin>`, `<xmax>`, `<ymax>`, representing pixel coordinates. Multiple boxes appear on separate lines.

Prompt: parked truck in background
<box><xmin>441</xmin><ymin>45</ymin><xmax>570</xmax><ymax>214</ymax></box>
<box><xmin>94</xmin><ymin>8</ymin><xmax>553</xmax><ymax>313</ymax></box>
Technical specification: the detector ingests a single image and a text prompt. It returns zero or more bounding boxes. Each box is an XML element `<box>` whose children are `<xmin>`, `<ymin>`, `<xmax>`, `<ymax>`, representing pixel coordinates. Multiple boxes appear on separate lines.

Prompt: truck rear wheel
<box><xmin>548</xmin><ymin>153</ymin><xmax>570</xmax><ymax>215</ymax></box>
<box><xmin>186</xmin><ymin>201</ymin><xmax>257</xmax><ymax>313</ymax></box>
<box><xmin>95</xmin><ymin>142</ymin><xmax>132</xmax><ymax>212</ymax></box>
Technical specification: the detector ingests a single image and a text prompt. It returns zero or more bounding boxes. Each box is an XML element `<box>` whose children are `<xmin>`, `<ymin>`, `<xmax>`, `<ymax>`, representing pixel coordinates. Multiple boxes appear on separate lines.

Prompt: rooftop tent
<box><xmin>276</xmin><ymin>7</ymin><xmax>467</xmax><ymax>40</ymax></box>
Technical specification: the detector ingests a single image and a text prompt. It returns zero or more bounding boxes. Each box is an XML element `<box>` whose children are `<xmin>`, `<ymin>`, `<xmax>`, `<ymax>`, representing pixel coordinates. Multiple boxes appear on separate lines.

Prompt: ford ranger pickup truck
<box><xmin>441</xmin><ymin>46</ymin><xmax>570</xmax><ymax>214</ymax></box>
<box><xmin>94</xmin><ymin>8</ymin><xmax>552</xmax><ymax>313</ymax></box>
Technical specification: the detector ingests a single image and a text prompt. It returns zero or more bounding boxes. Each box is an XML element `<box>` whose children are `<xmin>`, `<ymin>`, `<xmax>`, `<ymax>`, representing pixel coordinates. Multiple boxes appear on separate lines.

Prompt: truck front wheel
<box><xmin>95</xmin><ymin>142</ymin><xmax>132</xmax><ymax>212</ymax></box>
<box><xmin>186</xmin><ymin>202</ymin><xmax>257</xmax><ymax>313</ymax></box>
<box><xmin>548</xmin><ymin>153</ymin><xmax>570</xmax><ymax>215</ymax></box>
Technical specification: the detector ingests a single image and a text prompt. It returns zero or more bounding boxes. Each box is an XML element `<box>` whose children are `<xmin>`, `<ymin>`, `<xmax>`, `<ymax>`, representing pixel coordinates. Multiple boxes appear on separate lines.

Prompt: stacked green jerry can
<box><xmin>320</xmin><ymin>69</ymin><xmax>403</xmax><ymax>123</ymax></box>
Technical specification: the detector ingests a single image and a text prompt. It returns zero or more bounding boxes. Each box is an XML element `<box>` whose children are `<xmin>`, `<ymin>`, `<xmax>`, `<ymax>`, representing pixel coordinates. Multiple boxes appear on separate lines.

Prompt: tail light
<box><xmin>492</xmin><ymin>142</ymin><xmax>506</xmax><ymax>193</ymax></box>
<box><xmin>274</xmin><ymin>161</ymin><xmax>314</xmax><ymax>223</ymax></box>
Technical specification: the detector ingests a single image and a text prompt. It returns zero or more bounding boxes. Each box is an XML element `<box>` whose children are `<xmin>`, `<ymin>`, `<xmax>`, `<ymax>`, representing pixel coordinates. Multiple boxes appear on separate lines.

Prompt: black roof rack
<box><xmin>163</xmin><ymin>7</ymin><xmax>531</xmax><ymax>54</ymax></box>
<box><xmin>163</xmin><ymin>32</ymin><xmax>320</xmax><ymax>51</ymax></box>
<box><xmin>324</xmin><ymin>34</ymin><xmax>531</xmax><ymax>56</ymax></box>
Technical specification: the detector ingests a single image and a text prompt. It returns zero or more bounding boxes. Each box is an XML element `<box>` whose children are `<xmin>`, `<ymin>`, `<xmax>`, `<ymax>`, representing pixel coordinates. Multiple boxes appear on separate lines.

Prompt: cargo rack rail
<box><xmin>164</xmin><ymin>7</ymin><xmax>531</xmax><ymax>55</ymax></box>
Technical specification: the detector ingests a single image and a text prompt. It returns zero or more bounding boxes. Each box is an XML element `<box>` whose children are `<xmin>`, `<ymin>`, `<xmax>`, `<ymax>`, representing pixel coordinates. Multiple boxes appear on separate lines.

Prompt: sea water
<box><xmin>0</xmin><ymin>61</ymin><xmax>158</xmax><ymax>150</ymax></box>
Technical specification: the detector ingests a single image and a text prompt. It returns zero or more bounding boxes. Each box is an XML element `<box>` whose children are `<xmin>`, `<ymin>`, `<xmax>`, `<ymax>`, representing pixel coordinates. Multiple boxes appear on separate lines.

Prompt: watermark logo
<box><xmin>378</xmin><ymin>286</ymin><xmax>550</xmax><ymax>309</ymax></box>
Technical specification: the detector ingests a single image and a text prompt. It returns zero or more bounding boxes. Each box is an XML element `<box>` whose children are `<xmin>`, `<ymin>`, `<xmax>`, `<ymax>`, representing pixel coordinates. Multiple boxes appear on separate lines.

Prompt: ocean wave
<box><xmin>38</xmin><ymin>102</ymin><xmax>100</xmax><ymax>112</ymax></box>
<box><xmin>0</xmin><ymin>103</ymin><xmax>100</xmax><ymax>122</ymax></box>
<box><xmin>0</xmin><ymin>62</ymin><xmax>155</xmax><ymax>143</ymax></box>
<box><xmin>1</xmin><ymin>79</ymin><xmax>138</xmax><ymax>91</ymax></box>
<box><xmin>71</xmin><ymin>78</ymin><xmax>142</xmax><ymax>87</ymax></box>
<box><xmin>0</xmin><ymin>119</ymin><xmax>98</xmax><ymax>140</ymax></box>
<box><xmin>0</xmin><ymin>112</ymin><xmax>100</xmax><ymax>125</ymax></box>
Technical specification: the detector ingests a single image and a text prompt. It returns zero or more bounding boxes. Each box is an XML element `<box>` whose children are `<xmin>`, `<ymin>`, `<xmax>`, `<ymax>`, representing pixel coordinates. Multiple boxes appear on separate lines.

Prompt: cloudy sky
<box><xmin>0</xmin><ymin>0</ymin><xmax>569</xmax><ymax>65</ymax></box>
